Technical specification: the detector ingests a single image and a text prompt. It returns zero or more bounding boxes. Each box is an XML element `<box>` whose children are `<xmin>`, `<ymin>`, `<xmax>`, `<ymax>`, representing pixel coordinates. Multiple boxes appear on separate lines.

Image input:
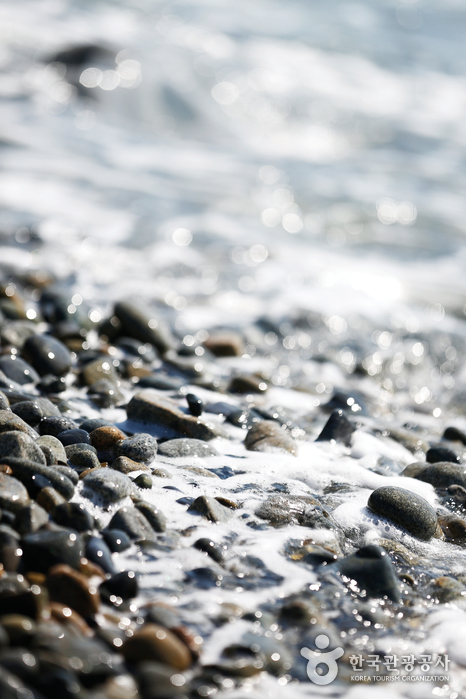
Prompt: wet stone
<box><xmin>36</xmin><ymin>374</ymin><xmax>67</xmax><ymax>393</ymax></box>
<box><xmin>79</xmin><ymin>417</ymin><xmax>116</xmax><ymax>433</ymax></box>
<box><xmin>88</xmin><ymin>378</ymin><xmax>125</xmax><ymax>408</ymax></box>
<box><xmin>108</xmin><ymin>506</ymin><xmax>155</xmax><ymax>540</ymax></box>
<box><xmin>426</xmin><ymin>445</ymin><xmax>460</xmax><ymax>464</ymax></box>
<box><xmin>443</xmin><ymin>426</ymin><xmax>466</xmax><ymax>445</ymax></box>
<box><xmin>204</xmin><ymin>331</ymin><xmax>244</xmax><ymax>357</ymax></box>
<box><xmin>81</xmin><ymin>357</ymin><xmax>118</xmax><ymax>386</ymax></box>
<box><xmin>82</xmin><ymin>468</ymin><xmax>134</xmax><ymax>504</ymax></box>
<box><xmin>38</xmin><ymin>416</ymin><xmax>79</xmax><ymax>437</ymax></box>
<box><xmin>116</xmin><ymin>433</ymin><xmax>158</xmax><ymax>463</ymax></box>
<box><xmin>52</xmin><ymin>502</ymin><xmax>94</xmax><ymax>532</ymax></box>
<box><xmin>315</xmin><ymin>409</ymin><xmax>356</xmax><ymax>447</ymax></box>
<box><xmin>134</xmin><ymin>501</ymin><xmax>167</xmax><ymax>532</ymax></box>
<box><xmin>23</xmin><ymin>334</ymin><xmax>72</xmax><ymax>376</ymax></box>
<box><xmin>52</xmin><ymin>464</ymin><xmax>79</xmax><ymax>484</ymax></box>
<box><xmin>194</xmin><ymin>537</ymin><xmax>225</xmax><ymax>564</ymax></box>
<box><xmin>99</xmin><ymin>570</ymin><xmax>138</xmax><ymax>604</ymax></box>
<box><xmin>114</xmin><ymin>300</ymin><xmax>174</xmax><ymax>354</ymax></box>
<box><xmin>21</xmin><ymin>530</ymin><xmax>83</xmax><ymax>573</ymax></box>
<box><xmin>111</xmin><ymin>455</ymin><xmax>150</xmax><ymax>474</ymax></box>
<box><xmin>11</xmin><ymin>400</ymin><xmax>47</xmax><ymax>428</ymax></box>
<box><xmin>447</xmin><ymin>484</ymin><xmax>466</xmax><ymax>509</ymax></box>
<box><xmin>0</xmin><ymin>473</ymin><xmax>30</xmax><ymax>512</ymax></box>
<box><xmin>0</xmin><ymin>391</ymin><xmax>9</xmax><ymax>410</ymax></box>
<box><xmin>85</xmin><ymin>536</ymin><xmax>116</xmax><ymax>574</ymax></box>
<box><xmin>228</xmin><ymin>374</ymin><xmax>267</xmax><ymax>394</ymax></box>
<box><xmin>133</xmin><ymin>473</ymin><xmax>153</xmax><ymax>489</ymax></box>
<box><xmin>438</xmin><ymin>514</ymin><xmax>466</xmax><ymax>544</ymax></box>
<box><xmin>368</xmin><ymin>486</ymin><xmax>438</xmax><ymax>540</ymax></box>
<box><xmin>102</xmin><ymin>529</ymin><xmax>132</xmax><ymax>553</ymax></box>
<box><xmin>255</xmin><ymin>494</ymin><xmax>325</xmax><ymax>528</ymax></box>
<box><xmin>0</xmin><ymin>411</ymin><xmax>33</xmax><ymax>436</ymax></box>
<box><xmin>57</xmin><ymin>428</ymin><xmax>91</xmax><ymax>446</ymax></box>
<box><xmin>121</xmin><ymin>623</ymin><xmax>192</xmax><ymax>670</ymax></box>
<box><xmin>65</xmin><ymin>443</ymin><xmax>100</xmax><ymax>470</ymax></box>
<box><xmin>36</xmin><ymin>485</ymin><xmax>66</xmax><ymax>512</ymax></box>
<box><xmin>158</xmin><ymin>438</ymin><xmax>218</xmax><ymax>458</ymax></box>
<box><xmin>188</xmin><ymin>495</ymin><xmax>232</xmax><ymax>523</ymax></box>
<box><xmin>402</xmin><ymin>461</ymin><xmax>466</xmax><ymax>489</ymax></box>
<box><xmin>36</xmin><ymin>435</ymin><xmax>67</xmax><ymax>463</ymax></box>
<box><xmin>127</xmin><ymin>391</ymin><xmax>221</xmax><ymax>441</ymax></box>
<box><xmin>90</xmin><ymin>426</ymin><xmax>126</xmax><ymax>450</ymax></box>
<box><xmin>336</xmin><ymin>544</ymin><xmax>401</xmax><ymax>603</ymax></box>
<box><xmin>5</xmin><ymin>459</ymin><xmax>75</xmax><ymax>500</ymax></box>
<box><xmin>244</xmin><ymin>420</ymin><xmax>297</xmax><ymax>455</ymax></box>
<box><xmin>46</xmin><ymin>564</ymin><xmax>100</xmax><ymax>617</ymax></box>
<box><xmin>0</xmin><ymin>431</ymin><xmax>46</xmax><ymax>465</ymax></box>
<box><xmin>0</xmin><ymin>355</ymin><xmax>39</xmax><ymax>385</ymax></box>
<box><xmin>186</xmin><ymin>393</ymin><xmax>203</xmax><ymax>417</ymax></box>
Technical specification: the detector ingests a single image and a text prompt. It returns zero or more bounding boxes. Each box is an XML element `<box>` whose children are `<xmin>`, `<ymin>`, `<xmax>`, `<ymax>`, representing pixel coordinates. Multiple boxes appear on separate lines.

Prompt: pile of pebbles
<box><xmin>2</xmin><ymin>270</ymin><xmax>466</xmax><ymax>696</ymax></box>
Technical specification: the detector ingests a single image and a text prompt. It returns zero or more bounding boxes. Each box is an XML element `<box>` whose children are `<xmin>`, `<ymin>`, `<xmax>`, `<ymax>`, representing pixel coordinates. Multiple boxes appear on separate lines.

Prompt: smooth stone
<box><xmin>255</xmin><ymin>495</ymin><xmax>333</xmax><ymax>529</ymax></box>
<box><xmin>39</xmin><ymin>444</ymin><xmax>55</xmax><ymax>465</ymax></box>
<box><xmin>79</xmin><ymin>418</ymin><xmax>116</xmax><ymax>433</ymax></box>
<box><xmin>135</xmin><ymin>662</ymin><xmax>188</xmax><ymax>699</ymax></box>
<box><xmin>228</xmin><ymin>374</ymin><xmax>267</xmax><ymax>394</ymax></box>
<box><xmin>38</xmin><ymin>416</ymin><xmax>79</xmax><ymax>437</ymax></box>
<box><xmin>204</xmin><ymin>331</ymin><xmax>244</xmax><ymax>357</ymax></box>
<box><xmin>65</xmin><ymin>444</ymin><xmax>101</xmax><ymax>471</ymax></box>
<box><xmin>52</xmin><ymin>502</ymin><xmax>94</xmax><ymax>532</ymax></box>
<box><xmin>21</xmin><ymin>530</ymin><xmax>83</xmax><ymax>573</ymax></box>
<box><xmin>0</xmin><ymin>355</ymin><xmax>39</xmax><ymax>385</ymax></box>
<box><xmin>36</xmin><ymin>374</ymin><xmax>67</xmax><ymax>393</ymax></box>
<box><xmin>23</xmin><ymin>334</ymin><xmax>72</xmax><ymax>376</ymax></box>
<box><xmin>85</xmin><ymin>536</ymin><xmax>116</xmax><ymax>575</ymax></box>
<box><xmin>108</xmin><ymin>507</ymin><xmax>155</xmax><ymax>540</ymax></box>
<box><xmin>15</xmin><ymin>503</ymin><xmax>48</xmax><ymax>535</ymax></box>
<box><xmin>194</xmin><ymin>538</ymin><xmax>225</xmax><ymax>564</ymax></box>
<box><xmin>244</xmin><ymin>420</ymin><xmax>297</xmax><ymax>455</ymax></box>
<box><xmin>368</xmin><ymin>486</ymin><xmax>438</xmax><ymax>540</ymax></box>
<box><xmin>57</xmin><ymin>429</ymin><xmax>91</xmax><ymax>446</ymax></box>
<box><xmin>82</xmin><ymin>468</ymin><xmax>133</xmax><ymax>504</ymax></box>
<box><xmin>438</xmin><ymin>514</ymin><xmax>466</xmax><ymax>544</ymax></box>
<box><xmin>0</xmin><ymin>431</ymin><xmax>46</xmax><ymax>465</ymax></box>
<box><xmin>36</xmin><ymin>486</ymin><xmax>67</xmax><ymax>512</ymax></box>
<box><xmin>0</xmin><ymin>391</ymin><xmax>9</xmax><ymax>410</ymax></box>
<box><xmin>90</xmin><ymin>426</ymin><xmax>126</xmax><ymax>450</ymax></box>
<box><xmin>0</xmin><ymin>473</ymin><xmax>30</xmax><ymax>512</ymax></box>
<box><xmin>102</xmin><ymin>529</ymin><xmax>132</xmax><ymax>553</ymax></box>
<box><xmin>80</xmin><ymin>357</ymin><xmax>118</xmax><ymax>386</ymax></box>
<box><xmin>88</xmin><ymin>378</ymin><xmax>125</xmax><ymax>408</ymax></box>
<box><xmin>11</xmin><ymin>401</ymin><xmax>42</xmax><ymax>428</ymax></box>
<box><xmin>36</xmin><ymin>435</ymin><xmax>67</xmax><ymax>464</ymax></box>
<box><xmin>426</xmin><ymin>446</ymin><xmax>460</xmax><ymax>464</ymax></box>
<box><xmin>121</xmin><ymin>623</ymin><xmax>192</xmax><ymax>669</ymax></box>
<box><xmin>114</xmin><ymin>301</ymin><xmax>174</xmax><ymax>354</ymax></box>
<box><xmin>99</xmin><ymin>570</ymin><xmax>138</xmax><ymax>604</ymax></box>
<box><xmin>46</xmin><ymin>563</ymin><xmax>100</xmax><ymax>617</ymax></box>
<box><xmin>443</xmin><ymin>426</ymin><xmax>466</xmax><ymax>445</ymax></box>
<box><xmin>188</xmin><ymin>496</ymin><xmax>232</xmax><ymax>523</ymax></box>
<box><xmin>134</xmin><ymin>501</ymin><xmax>167</xmax><ymax>532</ymax></box>
<box><xmin>0</xmin><ymin>410</ymin><xmax>32</xmax><ymax>436</ymax></box>
<box><xmin>323</xmin><ymin>389</ymin><xmax>369</xmax><ymax>416</ymax></box>
<box><xmin>447</xmin><ymin>484</ymin><xmax>466</xmax><ymax>509</ymax></box>
<box><xmin>336</xmin><ymin>544</ymin><xmax>401</xmax><ymax>603</ymax></box>
<box><xmin>315</xmin><ymin>409</ymin><xmax>355</xmax><ymax>447</ymax></box>
<box><xmin>52</xmin><ymin>465</ymin><xmax>79</xmax><ymax>484</ymax></box>
<box><xmin>158</xmin><ymin>438</ymin><xmax>218</xmax><ymax>458</ymax></box>
<box><xmin>133</xmin><ymin>473</ymin><xmax>153</xmax><ymax>489</ymax></box>
<box><xmin>126</xmin><ymin>391</ymin><xmax>221</xmax><ymax>441</ymax></box>
<box><xmin>186</xmin><ymin>393</ymin><xmax>203</xmax><ymax>417</ymax></box>
<box><xmin>402</xmin><ymin>461</ymin><xmax>466</xmax><ymax>489</ymax></box>
<box><xmin>116</xmin><ymin>433</ymin><xmax>158</xmax><ymax>463</ymax></box>
<box><xmin>5</xmin><ymin>458</ymin><xmax>75</xmax><ymax>500</ymax></box>
<box><xmin>111</xmin><ymin>455</ymin><xmax>150</xmax><ymax>474</ymax></box>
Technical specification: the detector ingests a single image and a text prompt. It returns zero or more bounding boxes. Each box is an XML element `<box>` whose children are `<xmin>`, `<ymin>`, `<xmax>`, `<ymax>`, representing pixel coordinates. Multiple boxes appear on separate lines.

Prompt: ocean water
<box><xmin>2</xmin><ymin>0</ymin><xmax>466</xmax><ymax>696</ymax></box>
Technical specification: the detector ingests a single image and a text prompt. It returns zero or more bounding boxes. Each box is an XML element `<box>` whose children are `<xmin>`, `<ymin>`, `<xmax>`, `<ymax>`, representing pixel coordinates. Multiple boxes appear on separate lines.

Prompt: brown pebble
<box><xmin>438</xmin><ymin>514</ymin><xmax>466</xmax><ymax>543</ymax></box>
<box><xmin>90</xmin><ymin>426</ymin><xmax>126</xmax><ymax>450</ymax></box>
<box><xmin>49</xmin><ymin>601</ymin><xmax>93</xmax><ymax>636</ymax></box>
<box><xmin>112</xmin><ymin>455</ymin><xmax>150</xmax><ymax>474</ymax></box>
<box><xmin>121</xmin><ymin>623</ymin><xmax>193</xmax><ymax>670</ymax></box>
<box><xmin>79</xmin><ymin>557</ymin><xmax>106</xmax><ymax>579</ymax></box>
<box><xmin>215</xmin><ymin>497</ymin><xmax>239</xmax><ymax>509</ymax></box>
<box><xmin>0</xmin><ymin>464</ymin><xmax>13</xmax><ymax>475</ymax></box>
<box><xmin>79</xmin><ymin>465</ymin><xmax>104</xmax><ymax>479</ymax></box>
<box><xmin>46</xmin><ymin>564</ymin><xmax>101</xmax><ymax>617</ymax></box>
<box><xmin>204</xmin><ymin>331</ymin><xmax>244</xmax><ymax>357</ymax></box>
<box><xmin>171</xmin><ymin>625</ymin><xmax>202</xmax><ymax>660</ymax></box>
<box><xmin>36</xmin><ymin>486</ymin><xmax>66</xmax><ymax>512</ymax></box>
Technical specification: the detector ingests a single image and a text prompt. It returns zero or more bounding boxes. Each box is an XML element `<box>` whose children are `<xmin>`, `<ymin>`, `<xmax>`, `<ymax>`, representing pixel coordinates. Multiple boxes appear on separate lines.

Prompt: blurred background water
<box><xmin>1</xmin><ymin>0</ymin><xmax>466</xmax><ymax>332</ymax></box>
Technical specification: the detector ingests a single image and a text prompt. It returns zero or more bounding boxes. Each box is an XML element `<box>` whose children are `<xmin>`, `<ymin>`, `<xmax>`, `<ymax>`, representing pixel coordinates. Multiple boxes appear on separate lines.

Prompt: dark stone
<box><xmin>121</xmin><ymin>624</ymin><xmax>192</xmax><ymax>669</ymax></box>
<box><xmin>244</xmin><ymin>420</ymin><xmax>297</xmax><ymax>455</ymax></box>
<box><xmin>194</xmin><ymin>538</ymin><xmax>225</xmax><ymax>564</ymax></box>
<box><xmin>21</xmin><ymin>530</ymin><xmax>83</xmax><ymax>573</ymax></box>
<box><xmin>133</xmin><ymin>473</ymin><xmax>153</xmax><ymax>489</ymax></box>
<box><xmin>11</xmin><ymin>401</ymin><xmax>44</xmax><ymax>428</ymax></box>
<box><xmin>102</xmin><ymin>529</ymin><xmax>132</xmax><ymax>553</ymax></box>
<box><xmin>88</xmin><ymin>379</ymin><xmax>125</xmax><ymax>408</ymax></box>
<box><xmin>52</xmin><ymin>502</ymin><xmax>94</xmax><ymax>532</ymax></box>
<box><xmin>443</xmin><ymin>426</ymin><xmax>466</xmax><ymax>444</ymax></box>
<box><xmin>255</xmin><ymin>495</ymin><xmax>330</xmax><ymax>528</ymax></box>
<box><xmin>57</xmin><ymin>429</ymin><xmax>91</xmax><ymax>447</ymax></box>
<box><xmin>82</xmin><ymin>468</ymin><xmax>133</xmax><ymax>504</ymax></box>
<box><xmin>0</xmin><ymin>391</ymin><xmax>9</xmax><ymax>410</ymax></box>
<box><xmin>65</xmin><ymin>444</ymin><xmax>100</xmax><ymax>471</ymax></box>
<box><xmin>52</xmin><ymin>465</ymin><xmax>79</xmax><ymax>484</ymax></box>
<box><xmin>79</xmin><ymin>418</ymin><xmax>115</xmax><ymax>433</ymax></box>
<box><xmin>22</xmin><ymin>334</ymin><xmax>72</xmax><ymax>377</ymax></box>
<box><xmin>85</xmin><ymin>536</ymin><xmax>116</xmax><ymax>574</ymax></box>
<box><xmin>36</xmin><ymin>436</ymin><xmax>67</xmax><ymax>464</ymax></box>
<box><xmin>0</xmin><ymin>431</ymin><xmax>46</xmax><ymax>465</ymax></box>
<box><xmin>186</xmin><ymin>393</ymin><xmax>203</xmax><ymax>417</ymax></box>
<box><xmin>0</xmin><ymin>473</ymin><xmax>30</xmax><ymax>512</ymax></box>
<box><xmin>134</xmin><ymin>501</ymin><xmax>167</xmax><ymax>532</ymax></box>
<box><xmin>0</xmin><ymin>410</ymin><xmax>32</xmax><ymax>435</ymax></box>
<box><xmin>116</xmin><ymin>433</ymin><xmax>158</xmax><ymax>463</ymax></box>
<box><xmin>38</xmin><ymin>417</ymin><xmax>79</xmax><ymax>437</ymax></box>
<box><xmin>323</xmin><ymin>389</ymin><xmax>369</xmax><ymax>416</ymax></box>
<box><xmin>99</xmin><ymin>570</ymin><xmax>138</xmax><ymax>604</ymax></box>
<box><xmin>447</xmin><ymin>484</ymin><xmax>466</xmax><ymax>509</ymax></box>
<box><xmin>5</xmin><ymin>459</ymin><xmax>75</xmax><ymax>500</ymax></box>
<box><xmin>138</xmin><ymin>374</ymin><xmax>186</xmax><ymax>391</ymax></box>
<box><xmin>36</xmin><ymin>374</ymin><xmax>67</xmax><ymax>393</ymax></box>
<box><xmin>336</xmin><ymin>544</ymin><xmax>400</xmax><ymax>603</ymax></box>
<box><xmin>228</xmin><ymin>375</ymin><xmax>267</xmax><ymax>394</ymax></box>
<box><xmin>402</xmin><ymin>461</ymin><xmax>466</xmax><ymax>489</ymax></box>
<box><xmin>111</xmin><ymin>455</ymin><xmax>149</xmax><ymax>474</ymax></box>
<box><xmin>0</xmin><ymin>355</ymin><xmax>39</xmax><ymax>385</ymax></box>
<box><xmin>188</xmin><ymin>496</ymin><xmax>232</xmax><ymax>523</ymax></box>
<box><xmin>80</xmin><ymin>357</ymin><xmax>118</xmax><ymax>386</ymax></box>
<box><xmin>368</xmin><ymin>486</ymin><xmax>438</xmax><ymax>540</ymax></box>
<box><xmin>158</xmin><ymin>438</ymin><xmax>218</xmax><ymax>458</ymax></box>
<box><xmin>114</xmin><ymin>301</ymin><xmax>174</xmax><ymax>354</ymax></box>
<box><xmin>227</xmin><ymin>408</ymin><xmax>261</xmax><ymax>429</ymax></box>
<box><xmin>426</xmin><ymin>446</ymin><xmax>460</xmax><ymax>464</ymax></box>
<box><xmin>127</xmin><ymin>391</ymin><xmax>221</xmax><ymax>441</ymax></box>
<box><xmin>108</xmin><ymin>507</ymin><xmax>155</xmax><ymax>540</ymax></box>
<box><xmin>46</xmin><ymin>564</ymin><xmax>100</xmax><ymax>617</ymax></box>
<box><xmin>135</xmin><ymin>661</ymin><xmax>188</xmax><ymax>699</ymax></box>
<box><xmin>315</xmin><ymin>409</ymin><xmax>356</xmax><ymax>447</ymax></box>
<box><xmin>186</xmin><ymin>566</ymin><xmax>221</xmax><ymax>589</ymax></box>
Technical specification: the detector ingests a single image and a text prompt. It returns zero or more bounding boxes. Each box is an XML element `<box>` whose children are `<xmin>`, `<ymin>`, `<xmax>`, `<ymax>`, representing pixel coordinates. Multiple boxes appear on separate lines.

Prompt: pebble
<box><xmin>85</xmin><ymin>536</ymin><xmax>116</xmax><ymax>574</ymax></box>
<box><xmin>186</xmin><ymin>393</ymin><xmax>203</xmax><ymax>417</ymax></box>
<box><xmin>402</xmin><ymin>461</ymin><xmax>466</xmax><ymax>489</ymax></box>
<box><xmin>102</xmin><ymin>529</ymin><xmax>132</xmax><ymax>552</ymax></box>
<box><xmin>194</xmin><ymin>537</ymin><xmax>225</xmax><ymax>564</ymax></box>
<box><xmin>368</xmin><ymin>485</ymin><xmax>438</xmax><ymax>540</ymax></box>
<box><xmin>57</xmin><ymin>428</ymin><xmax>92</xmax><ymax>446</ymax></box>
<box><xmin>228</xmin><ymin>374</ymin><xmax>267</xmax><ymax>393</ymax></box>
<box><xmin>15</xmin><ymin>502</ymin><xmax>48</xmax><ymax>534</ymax></box>
<box><xmin>127</xmin><ymin>391</ymin><xmax>220</xmax><ymax>441</ymax></box>
<box><xmin>0</xmin><ymin>431</ymin><xmax>46</xmax><ymax>465</ymax></box>
<box><xmin>6</xmin><ymin>459</ymin><xmax>75</xmax><ymax>500</ymax></box>
<box><xmin>36</xmin><ymin>485</ymin><xmax>66</xmax><ymax>512</ymax></box>
<box><xmin>134</xmin><ymin>501</ymin><xmax>167</xmax><ymax>532</ymax></box>
<box><xmin>0</xmin><ymin>473</ymin><xmax>30</xmax><ymax>512</ymax></box>
<box><xmin>36</xmin><ymin>435</ymin><xmax>67</xmax><ymax>463</ymax></box>
<box><xmin>38</xmin><ymin>416</ymin><xmax>79</xmax><ymax>437</ymax></box>
<box><xmin>116</xmin><ymin>433</ymin><xmax>158</xmax><ymax>463</ymax></box>
<box><xmin>204</xmin><ymin>331</ymin><xmax>244</xmax><ymax>357</ymax></box>
<box><xmin>133</xmin><ymin>473</ymin><xmax>153</xmax><ymax>489</ymax></box>
<box><xmin>315</xmin><ymin>409</ymin><xmax>356</xmax><ymax>447</ymax></box>
<box><xmin>88</xmin><ymin>377</ymin><xmax>125</xmax><ymax>407</ymax></box>
<box><xmin>65</xmin><ymin>443</ymin><xmax>101</xmax><ymax>470</ymax></box>
<box><xmin>82</xmin><ymin>468</ymin><xmax>134</xmax><ymax>504</ymax></box>
<box><xmin>426</xmin><ymin>445</ymin><xmax>460</xmax><ymax>464</ymax></box>
<box><xmin>244</xmin><ymin>420</ymin><xmax>297</xmax><ymax>455</ymax></box>
<box><xmin>99</xmin><ymin>570</ymin><xmax>138</xmax><ymax>604</ymax></box>
<box><xmin>112</xmin><ymin>455</ymin><xmax>150</xmax><ymax>473</ymax></box>
<box><xmin>113</xmin><ymin>301</ymin><xmax>174</xmax><ymax>354</ymax></box>
<box><xmin>0</xmin><ymin>355</ymin><xmax>39</xmax><ymax>385</ymax></box>
<box><xmin>443</xmin><ymin>426</ymin><xmax>466</xmax><ymax>444</ymax></box>
<box><xmin>437</xmin><ymin>514</ymin><xmax>466</xmax><ymax>544</ymax></box>
<box><xmin>188</xmin><ymin>495</ymin><xmax>232</xmax><ymax>523</ymax></box>
<box><xmin>108</xmin><ymin>506</ymin><xmax>155</xmax><ymax>540</ymax></box>
<box><xmin>0</xmin><ymin>410</ymin><xmax>31</xmax><ymax>435</ymax></box>
<box><xmin>79</xmin><ymin>417</ymin><xmax>116</xmax><ymax>433</ymax></box>
<box><xmin>255</xmin><ymin>494</ymin><xmax>323</xmax><ymax>527</ymax></box>
<box><xmin>22</xmin><ymin>333</ymin><xmax>72</xmax><ymax>376</ymax></box>
<box><xmin>158</xmin><ymin>438</ymin><xmax>218</xmax><ymax>458</ymax></box>
<box><xmin>336</xmin><ymin>544</ymin><xmax>401</xmax><ymax>603</ymax></box>
<box><xmin>21</xmin><ymin>529</ymin><xmax>83</xmax><ymax>573</ymax></box>
<box><xmin>90</xmin><ymin>425</ymin><xmax>126</xmax><ymax>450</ymax></box>
<box><xmin>46</xmin><ymin>563</ymin><xmax>100</xmax><ymax>617</ymax></box>
<box><xmin>121</xmin><ymin>623</ymin><xmax>192</xmax><ymax>669</ymax></box>
<box><xmin>52</xmin><ymin>502</ymin><xmax>94</xmax><ymax>532</ymax></box>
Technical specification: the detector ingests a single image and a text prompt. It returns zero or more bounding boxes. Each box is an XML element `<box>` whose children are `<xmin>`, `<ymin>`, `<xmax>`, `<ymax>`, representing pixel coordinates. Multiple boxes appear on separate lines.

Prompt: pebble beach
<box><xmin>1</xmin><ymin>1</ymin><xmax>466</xmax><ymax>698</ymax></box>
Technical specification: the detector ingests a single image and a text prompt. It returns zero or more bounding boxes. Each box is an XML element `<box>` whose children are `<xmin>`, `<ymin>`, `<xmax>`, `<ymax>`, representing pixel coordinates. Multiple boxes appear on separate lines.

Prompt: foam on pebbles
<box><xmin>367</xmin><ymin>485</ymin><xmax>439</xmax><ymax>540</ymax></box>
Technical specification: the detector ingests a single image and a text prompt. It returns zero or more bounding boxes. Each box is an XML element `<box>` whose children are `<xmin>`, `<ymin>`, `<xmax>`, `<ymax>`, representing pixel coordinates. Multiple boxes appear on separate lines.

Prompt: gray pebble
<box><xmin>368</xmin><ymin>485</ymin><xmax>438</xmax><ymax>540</ymax></box>
<box><xmin>402</xmin><ymin>461</ymin><xmax>466</xmax><ymax>489</ymax></box>
<box><xmin>0</xmin><ymin>430</ymin><xmax>46</xmax><ymax>465</ymax></box>
<box><xmin>0</xmin><ymin>355</ymin><xmax>39</xmax><ymax>385</ymax></box>
<box><xmin>134</xmin><ymin>501</ymin><xmax>167</xmax><ymax>532</ymax></box>
<box><xmin>108</xmin><ymin>506</ymin><xmax>155</xmax><ymax>540</ymax></box>
<box><xmin>82</xmin><ymin>468</ymin><xmax>134</xmax><ymax>503</ymax></box>
<box><xmin>188</xmin><ymin>495</ymin><xmax>232</xmax><ymax>523</ymax></box>
<box><xmin>158</xmin><ymin>438</ymin><xmax>218</xmax><ymax>458</ymax></box>
<box><xmin>0</xmin><ymin>472</ymin><xmax>30</xmax><ymax>512</ymax></box>
<box><xmin>244</xmin><ymin>420</ymin><xmax>297</xmax><ymax>455</ymax></box>
<box><xmin>116</xmin><ymin>433</ymin><xmax>158</xmax><ymax>463</ymax></box>
<box><xmin>36</xmin><ymin>435</ymin><xmax>67</xmax><ymax>464</ymax></box>
<box><xmin>22</xmin><ymin>334</ymin><xmax>72</xmax><ymax>377</ymax></box>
